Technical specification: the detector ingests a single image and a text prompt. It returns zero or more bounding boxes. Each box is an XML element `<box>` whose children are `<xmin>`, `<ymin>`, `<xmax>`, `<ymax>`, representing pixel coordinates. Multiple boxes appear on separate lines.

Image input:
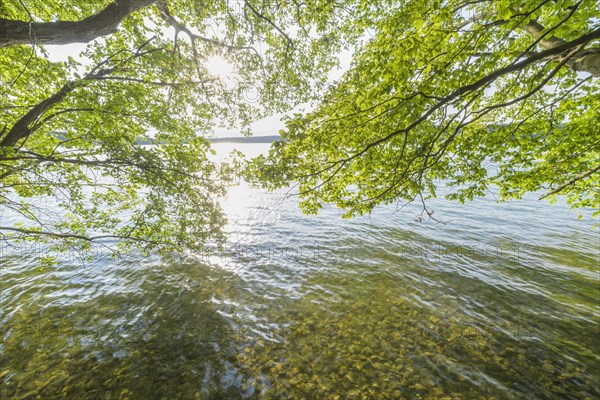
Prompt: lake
<box><xmin>0</xmin><ymin>142</ymin><xmax>598</xmax><ymax>399</ymax></box>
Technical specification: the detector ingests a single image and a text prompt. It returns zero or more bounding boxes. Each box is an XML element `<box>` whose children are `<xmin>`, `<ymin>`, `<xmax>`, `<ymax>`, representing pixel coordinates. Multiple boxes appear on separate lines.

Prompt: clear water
<box><xmin>1</xmin><ymin>143</ymin><xmax>598</xmax><ymax>399</ymax></box>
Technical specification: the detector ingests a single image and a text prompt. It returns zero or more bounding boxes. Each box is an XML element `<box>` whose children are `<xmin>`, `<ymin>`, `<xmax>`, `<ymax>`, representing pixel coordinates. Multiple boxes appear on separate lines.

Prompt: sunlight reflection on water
<box><xmin>0</xmin><ymin>142</ymin><xmax>598</xmax><ymax>399</ymax></box>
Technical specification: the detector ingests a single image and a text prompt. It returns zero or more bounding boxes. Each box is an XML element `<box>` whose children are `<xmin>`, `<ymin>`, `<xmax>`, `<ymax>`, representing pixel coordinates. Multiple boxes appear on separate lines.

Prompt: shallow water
<box><xmin>1</xmin><ymin>143</ymin><xmax>598</xmax><ymax>399</ymax></box>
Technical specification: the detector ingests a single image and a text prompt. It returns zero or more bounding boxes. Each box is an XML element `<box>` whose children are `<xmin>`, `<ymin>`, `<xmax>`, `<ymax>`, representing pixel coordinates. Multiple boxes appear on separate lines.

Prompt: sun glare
<box><xmin>205</xmin><ymin>55</ymin><xmax>236</xmax><ymax>80</ymax></box>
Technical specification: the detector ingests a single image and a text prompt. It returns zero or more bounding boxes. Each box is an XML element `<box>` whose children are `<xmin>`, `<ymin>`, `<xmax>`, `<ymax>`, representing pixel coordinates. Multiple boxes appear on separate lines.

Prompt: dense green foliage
<box><xmin>1</xmin><ymin>1</ymin><xmax>598</xmax><ymax>261</ymax></box>
<box><xmin>0</xmin><ymin>0</ymin><xmax>351</xmax><ymax>258</ymax></box>
<box><xmin>250</xmin><ymin>0</ymin><xmax>600</xmax><ymax>220</ymax></box>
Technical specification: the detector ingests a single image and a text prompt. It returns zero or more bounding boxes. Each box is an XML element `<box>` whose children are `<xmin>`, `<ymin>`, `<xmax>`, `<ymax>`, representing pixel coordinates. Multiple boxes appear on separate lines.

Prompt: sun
<box><xmin>205</xmin><ymin>55</ymin><xmax>236</xmax><ymax>81</ymax></box>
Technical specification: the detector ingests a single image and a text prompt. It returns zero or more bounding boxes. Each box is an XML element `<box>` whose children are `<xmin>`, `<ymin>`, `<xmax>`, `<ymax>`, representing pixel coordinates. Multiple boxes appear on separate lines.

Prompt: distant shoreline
<box><xmin>50</xmin><ymin>132</ymin><xmax>281</xmax><ymax>145</ymax></box>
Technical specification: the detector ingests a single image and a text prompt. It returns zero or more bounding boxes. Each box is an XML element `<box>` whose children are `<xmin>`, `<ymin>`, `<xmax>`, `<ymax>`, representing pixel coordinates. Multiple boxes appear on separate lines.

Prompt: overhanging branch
<box><xmin>0</xmin><ymin>226</ymin><xmax>161</xmax><ymax>244</ymax></box>
<box><xmin>521</xmin><ymin>20</ymin><xmax>600</xmax><ymax>76</ymax></box>
<box><xmin>341</xmin><ymin>27</ymin><xmax>600</xmax><ymax>166</ymax></box>
<box><xmin>0</xmin><ymin>40</ymin><xmax>158</xmax><ymax>148</ymax></box>
<box><xmin>0</xmin><ymin>0</ymin><xmax>157</xmax><ymax>47</ymax></box>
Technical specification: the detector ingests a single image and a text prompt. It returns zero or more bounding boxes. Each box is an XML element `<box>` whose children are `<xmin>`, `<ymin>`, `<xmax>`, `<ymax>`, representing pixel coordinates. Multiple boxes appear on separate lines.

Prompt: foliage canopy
<box><xmin>0</xmin><ymin>0</ymin><xmax>352</xmax><ymax>258</ymax></box>
<box><xmin>250</xmin><ymin>0</ymin><xmax>600</xmax><ymax>221</ymax></box>
<box><xmin>1</xmin><ymin>0</ymin><xmax>598</xmax><ymax>261</ymax></box>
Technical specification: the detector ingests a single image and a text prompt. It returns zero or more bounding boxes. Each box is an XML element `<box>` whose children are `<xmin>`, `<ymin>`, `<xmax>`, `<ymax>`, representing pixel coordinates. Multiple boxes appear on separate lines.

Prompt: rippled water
<box><xmin>1</xmin><ymin>143</ymin><xmax>598</xmax><ymax>399</ymax></box>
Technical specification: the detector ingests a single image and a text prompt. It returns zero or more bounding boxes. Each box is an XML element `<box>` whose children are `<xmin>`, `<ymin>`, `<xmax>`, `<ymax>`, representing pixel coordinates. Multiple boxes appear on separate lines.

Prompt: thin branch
<box><xmin>0</xmin><ymin>226</ymin><xmax>161</xmax><ymax>244</ymax></box>
<box><xmin>539</xmin><ymin>164</ymin><xmax>600</xmax><ymax>200</ymax></box>
<box><xmin>243</xmin><ymin>0</ymin><xmax>295</xmax><ymax>50</ymax></box>
<box><xmin>157</xmin><ymin>0</ymin><xmax>259</xmax><ymax>54</ymax></box>
<box><xmin>86</xmin><ymin>75</ymin><xmax>214</xmax><ymax>87</ymax></box>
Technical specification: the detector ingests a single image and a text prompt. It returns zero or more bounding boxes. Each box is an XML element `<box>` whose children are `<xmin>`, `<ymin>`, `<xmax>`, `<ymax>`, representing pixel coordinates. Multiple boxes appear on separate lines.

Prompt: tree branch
<box><xmin>337</xmin><ymin>27</ymin><xmax>600</xmax><ymax>167</ymax></box>
<box><xmin>0</xmin><ymin>226</ymin><xmax>161</xmax><ymax>244</ymax></box>
<box><xmin>0</xmin><ymin>40</ymin><xmax>158</xmax><ymax>148</ymax></box>
<box><xmin>86</xmin><ymin>75</ymin><xmax>214</xmax><ymax>87</ymax></box>
<box><xmin>156</xmin><ymin>0</ymin><xmax>259</xmax><ymax>55</ymax></box>
<box><xmin>0</xmin><ymin>80</ymin><xmax>77</xmax><ymax>147</ymax></box>
<box><xmin>521</xmin><ymin>19</ymin><xmax>600</xmax><ymax>76</ymax></box>
<box><xmin>243</xmin><ymin>0</ymin><xmax>295</xmax><ymax>50</ymax></box>
<box><xmin>0</xmin><ymin>0</ymin><xmax>158</xmax><ymax>47</ymax></box>
<box><xmin>539</xmin><ymin>164</ymin><xmax>600</xmax><ymax>200</ymax></box>
<box><xmin>459</xmin><ymin>2</ymin><xmax>599</xmax><ymax>76</ymax></box>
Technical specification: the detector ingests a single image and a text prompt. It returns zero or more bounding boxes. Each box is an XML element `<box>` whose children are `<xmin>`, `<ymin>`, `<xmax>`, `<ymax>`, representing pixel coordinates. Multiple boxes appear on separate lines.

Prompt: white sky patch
<box><xmin>44</xmin><ymin>43</ymin><xmax>90</xmax><ymax>78</ymax></box>
<box><xmin>205</xmin><ymin>55</ymin><xmax>236</xmax><ymax>83</ymax></box>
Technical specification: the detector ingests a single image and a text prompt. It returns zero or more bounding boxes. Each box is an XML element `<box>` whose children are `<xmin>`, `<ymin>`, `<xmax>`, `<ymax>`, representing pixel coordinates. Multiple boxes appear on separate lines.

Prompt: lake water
<box><xmin>1</xmin><ymin>143</ymin><xmax>598</xmax><ymax>399</ymax></box>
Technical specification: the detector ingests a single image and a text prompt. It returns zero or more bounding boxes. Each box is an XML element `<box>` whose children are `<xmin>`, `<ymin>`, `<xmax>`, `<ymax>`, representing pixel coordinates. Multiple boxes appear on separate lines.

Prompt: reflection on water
<box><xmin>1</xmin><ymin>143</ymin><xmax>598</xmax><ymax>399</ymax></box>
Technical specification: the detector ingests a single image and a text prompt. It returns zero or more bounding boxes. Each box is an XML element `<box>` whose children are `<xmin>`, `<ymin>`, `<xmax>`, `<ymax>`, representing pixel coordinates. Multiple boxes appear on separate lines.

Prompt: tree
<box><xmin>2</xmin><ymin>1</ymin><xmax>598</xmax><ymax>264</ymax></box>
<box><xmin>249</xmin><ymin>0</ymin><xmax>600</xmax><ymax>221</ymax></box>
<box><xmin>0</xmin><ymin>0</ymin><xmax>350</xmax><ymax>261</ymax></box>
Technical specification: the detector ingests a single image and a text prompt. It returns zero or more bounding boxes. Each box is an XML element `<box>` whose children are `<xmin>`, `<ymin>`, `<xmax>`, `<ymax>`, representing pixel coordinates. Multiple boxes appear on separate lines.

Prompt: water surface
<box><xmin>1</xmin><ymin>143</ymin><xmax>598</xmax><ymax>399</ymax></box>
